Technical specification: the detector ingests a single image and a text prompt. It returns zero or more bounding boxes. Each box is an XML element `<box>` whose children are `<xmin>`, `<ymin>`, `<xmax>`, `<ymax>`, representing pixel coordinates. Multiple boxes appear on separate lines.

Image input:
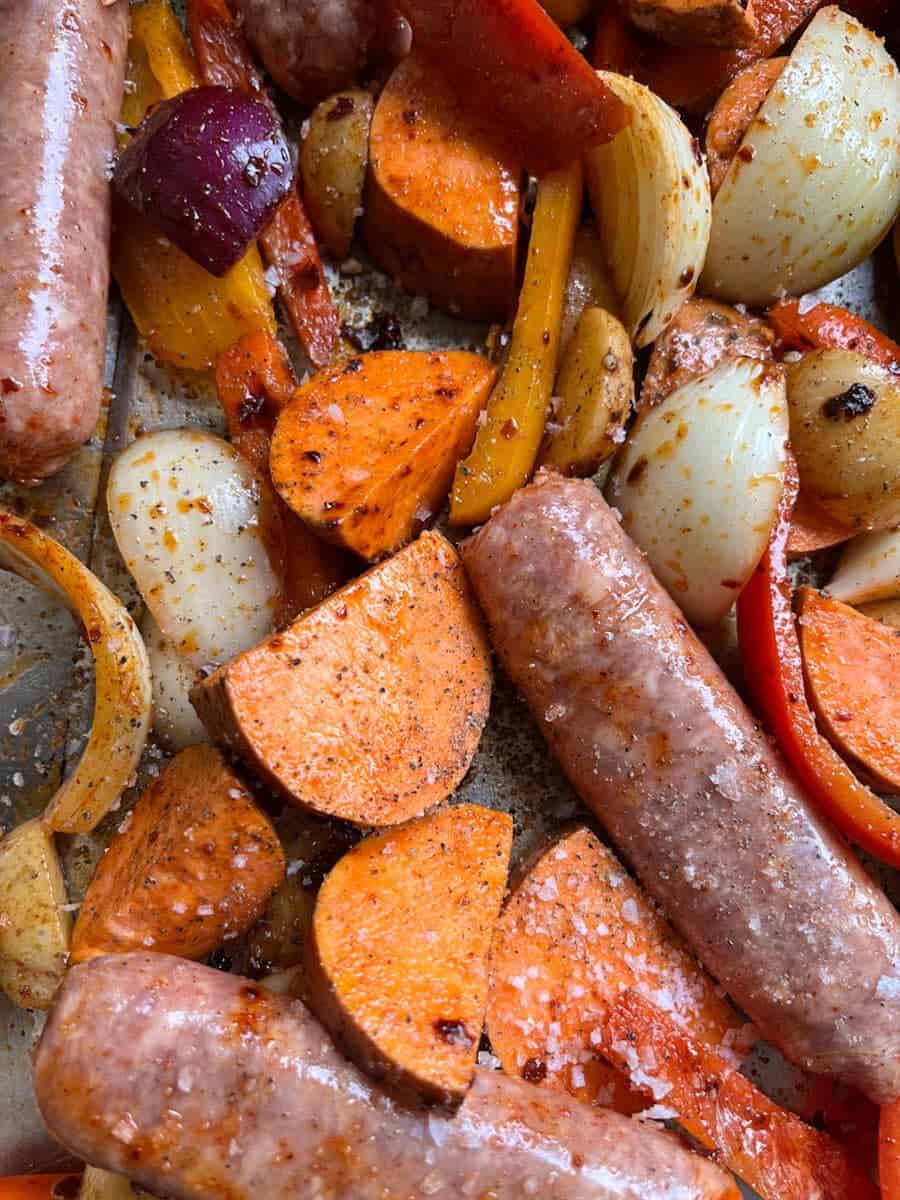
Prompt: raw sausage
<box><xmin>461</xmin><ymin>472</ymin><xmax>900</xmax><ymax>1105</ymax></box>
<box><xmin>0</xmin><ymin>0</ymin><xmax>127</xmax><ymax>483</ymax></box>
<box><xmin>231</xmin><ymin>0</ymin><xmax>375</xmax><ymax>108</ymax></box>
<box><xmin>33</xmin><ymin>952</ymin><xmax>737</xmax><ymax>1200</ymax></box>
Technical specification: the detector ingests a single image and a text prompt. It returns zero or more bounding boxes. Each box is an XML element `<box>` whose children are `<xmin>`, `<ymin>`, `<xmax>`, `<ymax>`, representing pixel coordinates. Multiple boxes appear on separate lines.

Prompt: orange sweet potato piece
<box><xmin>191</xmin><ymin>531</ymin><xmax>492</xmax><ymax>827</ymax></box>
<box><xmin>216</xmin><ymin>332</ymin><xmax>350</xmax><ymax>620</ymax></box>
<box><xmin>269</xmin><ymin>350</ymin><xmax>496</xmax><ymax>562</ymax></box>
<box><xmin>306</xmin><ymin>804</ymin><xmax>512</xmax><ymax>1105</ymax></box>
<box><xmin>798</xmin><ymin>587</ymin><xmax>900</xmax><ymax>793</ymax></box>
<box><xmin>70</xmin><ymin>745</ymin><xmax>285</xmax><ymax>963</ymax></box>
<box><xmin>364</xmin><ymin>52</ymin><xmax>520</xmax><ymax>321</ymax></box>
<box><xmin>486</xmin><ymin>827</ymin><xmax>751</xmax><ymax>1113</ymax></box>
<box><xmin>786</xmin><ymin>493</ymin><xmax>852</xmax><ymax>560</ymax></box>
<box><xmin>623</xmin><ymin>0</ymin><xmax>758</xmax><ymax>48</ymax></box>
<box><xmin>598</xmin><ymin>990</ymin><xmax>878</xmax><ymax>1200</ymax></box>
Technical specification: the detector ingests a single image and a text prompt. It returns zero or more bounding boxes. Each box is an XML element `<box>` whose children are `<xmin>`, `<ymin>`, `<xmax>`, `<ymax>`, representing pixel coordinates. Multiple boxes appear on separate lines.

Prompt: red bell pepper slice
<box><xmin>882</xmin><ymin>1100</ymin><xmax>900</xmax><ymax>1200</ymax></box>
<box><xmin>767</xmin><ymin>300</ymin><xmax>900</xmax><ymax>372</ymax></box>
<box><xmin>187</xmin><ymin>0</ymin><xmax>339</xmax><ymax>369</ymax></box>
<box><xmin>392</xmin><ymin>0</ymin><xmax>629</xmax><ymax>174</ymax></box>
<box><xmin>736</xmin><ymin>459</ymin><xmax>900</xmax><ymax>866</ymax></box>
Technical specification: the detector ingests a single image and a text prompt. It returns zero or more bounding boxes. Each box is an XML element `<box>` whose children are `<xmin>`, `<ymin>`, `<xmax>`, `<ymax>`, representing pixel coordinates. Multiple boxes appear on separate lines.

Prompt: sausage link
<box><xmin>33</xmin><ymin>953</ymin><xmax>736</xmax><ymax>1200</ymax></box>
<box><xmin>461</xmin><ymin>472</ymin><xmax>900</xmax><ymax>1105</ymax></box>
<box><xmin>0</xmin><ymin>0</ymin><xmax>126</xmax><ymax>483</ymax></box>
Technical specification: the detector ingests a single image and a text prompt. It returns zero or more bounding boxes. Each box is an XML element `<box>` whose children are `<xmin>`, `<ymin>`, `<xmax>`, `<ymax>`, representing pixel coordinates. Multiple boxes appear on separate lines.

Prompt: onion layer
<box><xmin>607</xmin><ymin>357</ymin><xmax>788</xmax><ymax>627</ymax></box>
<box><xmin>0</xmin><ymin>513</ymin><xmax>151</xmax><ymax>834</ymax></box>
<box><xmin>140</xmin><ymin>613</ymin><xmax>208</xmax><ymax>752</ymax></box>
<box><xmin>703</xmin><ymin>6</ymin><xmax>900</xmax><ymax>305</ymax></box>
<box><xmin>585</xmin><ymin>71</ymin><xmax>711</xmax><ymax>348</ymax></box>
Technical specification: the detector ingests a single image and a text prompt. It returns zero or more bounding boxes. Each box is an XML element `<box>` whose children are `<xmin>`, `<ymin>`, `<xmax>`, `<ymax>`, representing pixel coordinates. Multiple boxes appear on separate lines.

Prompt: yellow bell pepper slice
<box><xmin>449</xmin><ymin>161</ymin><xmax>582</xmax><ymax>525</ymax></box>
<box><xmin>112</xmin><ymin>0</ymin><xmax>275</xmax><ymax>372</ymax></box>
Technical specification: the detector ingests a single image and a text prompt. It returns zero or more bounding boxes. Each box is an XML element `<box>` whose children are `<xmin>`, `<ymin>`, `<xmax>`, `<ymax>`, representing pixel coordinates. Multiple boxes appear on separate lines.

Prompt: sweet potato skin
<box><xmin>270</xmin><ymin>350</ymin><xmax>496</xmax><ymax>562</ymax></box>
<box><xmin>191</xmin><ymin>531</ymin><xmax>492</xmax><ymax>827</ymax></box>
<box><xmin>364</xmin><ymin>53</ymin><xmax>520</xmax><ymax>321</ymax></box>
<box><xmin>70</xmin><ymin>745</ymin><xmax>285</xmax><ymax>963</ymax></box>
<box><xmin>306</xmin><ymin>804</ymin><xmax>512</xmax><ymax>1106</ymax></box>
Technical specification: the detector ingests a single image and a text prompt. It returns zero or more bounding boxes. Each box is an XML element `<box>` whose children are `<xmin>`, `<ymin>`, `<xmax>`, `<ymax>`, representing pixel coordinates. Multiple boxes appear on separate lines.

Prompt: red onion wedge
<box><xmin>114</xmin><ymin>85</ymin><xmax>293</xmax><ymax>277</ymax></box>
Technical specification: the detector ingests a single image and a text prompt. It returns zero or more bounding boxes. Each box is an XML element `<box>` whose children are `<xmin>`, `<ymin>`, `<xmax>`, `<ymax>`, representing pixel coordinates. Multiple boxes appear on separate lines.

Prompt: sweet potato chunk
<box><xmin>798</xmin><ymin>587</ymin><xmax>900</xmax><ymax>793</ymax></box>
<box><xmin>787</xmin><ymin>493</ymin><xmax>852</xmax><ymax>560</ymax></box>
<box><xmin>486</xmin><ymin>828</ymin><xmax>750</xmax><ymax>1111</ymax></box>
<box><xmin>70</xmin><ymin>745</ymin><xmax>285</xmax><ymax>962</ymax></box>
<box><xmin>192</xmin><ymin>531</ymin><xmax>492</xmax><ymax>827</ymax></box>
<box><xmin>306</xmin><ymin>804</ymin><xmax>512</xmax><ymax>1105</ymax></box>
<box><xmin>623</xmin><ymin>0</ymin><xmax>757</xmax><ymax>47</ymax></box>
<box><xmin>364</xmin><ymin>52</ymin><xmax>520</xmax><ymax>321</ymax></box>
<box><xmin>269</xmin><ymin>350</ymin><xmax>495</xmax><ymax>561</ymax></box>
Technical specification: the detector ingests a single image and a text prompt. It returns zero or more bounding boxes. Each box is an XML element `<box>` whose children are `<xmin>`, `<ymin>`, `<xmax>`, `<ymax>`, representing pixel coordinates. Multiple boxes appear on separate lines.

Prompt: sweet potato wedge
<box><xmin>191</xmin><ymin>531</ymin><xmax>492</xmax><ymax>827</ymax></box>
<box><xmin>364</xmin><ymin>52</ymin><xmax>520</xmax><ymax>321</ymax></box>
<box><xmin>798</xmin><ymin>587</ymin><xmax>900</xmax><ymax>793</ymax></box>
<box><xmin>269</xmin><ymin>350</ymin><xmax>496</xmax><ymax>561</ymax></box>
<box><xmin>486</xmin><ymin>827</ymin><xmax>750</xmax><ymax>1112</ymax></box>
<box><xmin>786</xmin><ymin>492</ymin><xmax>852</xmax><ymax>560</ymax></box>
<box><xmin>598</xmin><ymin>990</ymin><xmax>877</xmax><ymax>1200</ymax></box>
<box><xmin>216</xmin><ymin>331</ymin><xmax>350</xmax><ymax>618</ymax></box>
<box><xmin>70</xmin><ymin>745</ymin><xmax>285</xmax><ymax>962</ymax></box>
<box><xmin>306</xmin><ymin>804</ymin><xmax>512</xmax><ymax>1105</ymax></box>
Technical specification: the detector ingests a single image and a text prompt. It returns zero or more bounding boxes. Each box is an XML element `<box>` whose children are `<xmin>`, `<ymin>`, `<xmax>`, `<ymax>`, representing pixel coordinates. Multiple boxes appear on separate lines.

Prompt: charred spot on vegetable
<box><xmin>822</xmin><ymin>383</ymin><xmax>876</xmax><ymax>421</ymax></box>
<box><xmin>433</xmin><ymin>1018</ymin><xmax>474</xmax><ymax>1048</ymax></box>
<box><xmin>327</xmin><ymin>95</ymin><xmax>356</xmax><ymax>122</ymax></box>
<box><xmin>304</xmin><ymin>450</ymin><xmax>322</xmax><ymax>464</ymax></box>
<box><xmin>678</xmin><ymin>267</ymin><xmax>695</xmax><ymax>288</ymax></box>
<box><xmin>626</xmin><ymin>455</ymin><xmax>649</xmax><ymax>485</ymax></box>
<box><xmin>522</xmin><ymin>1057</ymin><xmax>548</xmax><ymax>1083</ymax></box>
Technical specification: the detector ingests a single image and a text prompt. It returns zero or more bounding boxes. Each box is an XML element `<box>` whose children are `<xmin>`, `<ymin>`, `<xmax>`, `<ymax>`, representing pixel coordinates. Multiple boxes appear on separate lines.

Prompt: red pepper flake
<box><xmin>500</xmin><ymin>418</ymin><xmax>519</xmax><ymax>440</ymax></box>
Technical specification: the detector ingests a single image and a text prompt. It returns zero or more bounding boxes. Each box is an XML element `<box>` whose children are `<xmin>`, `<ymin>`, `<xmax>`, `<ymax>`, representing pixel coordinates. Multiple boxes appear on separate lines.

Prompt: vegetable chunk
<box><xmin>307</xmin><ymin>804</ymin><xmax>512</xmax><ymax>1104</ymax></box>
<box><xmin>798</xmin><ymin>587</ymin><xmax>900</xmax><ymax>793</ymax></box>
<box><xmin>365</xmin><ymin>53</ymin><xmax>520</xmax><ymax>321</ymax></box>
<box><xmin>486</xmin><ymin>827</ymin><xmax>748</xmax><ymax>1111</ymax></box>
<box><xmin>191</xmin><ymin>532</ymin><xmax>492</xmax><ymax>827</ymax></box>
<box><xmin>270</xmin><ymin>350</ymin><xmax>496</xmax><ymax>561</ymax></box>
<box><xmin>70</xmin><ymin>745</ymin><xmax>285</xmax><ymax>963</ymax></box>
<box><xmin>0</xmin><ymin>820</ymin><xmax>70</xmax><ymax>1010</ymax></box>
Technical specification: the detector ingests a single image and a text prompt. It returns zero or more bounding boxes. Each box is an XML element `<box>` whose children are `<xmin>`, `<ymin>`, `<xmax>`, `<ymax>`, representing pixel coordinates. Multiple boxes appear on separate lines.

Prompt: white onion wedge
<box><xmin>703</xmin><ymin>6</ymin><xmax>900</xmax><ymax>305</ymax></box>
<box><xmin>585</xmin><ymin>72</ymin><xmax>711</xmax><ymax>348</ymax></box>
<box><xmin>0</xmin><ymin>818</ymin><xmax>70</xmax><ymax>1009</ymax></box>
<box><xmin>0</xmin><ymin>512</ymin><xmax>151</xmax><ymax>834</ymax></box>
<box><xmin>108</xmin><ymin>429</ymin><xmax>281</xmax><ymax>671</ymax></box>
<box><xmin>828</xmin><ymin>528</ymin><xmax>900</xmax><ymax>605</ymax></box>
<box><xmin>140</xmin><ymin>612</ymin><xmax>208</xmax><ymax>752</ymax></box>
<box><xmin>607</xmin><ymin>357</ymin><xmax>788</xmax><ymax>627</ymax></box>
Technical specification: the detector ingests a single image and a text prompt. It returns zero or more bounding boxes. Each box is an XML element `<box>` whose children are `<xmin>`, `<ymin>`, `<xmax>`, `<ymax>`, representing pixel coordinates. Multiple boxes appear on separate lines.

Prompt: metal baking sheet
<box><xmin>1</xmin><ymin>72</ymin><xmax>897</xmax><ymax>1191</ymax></box>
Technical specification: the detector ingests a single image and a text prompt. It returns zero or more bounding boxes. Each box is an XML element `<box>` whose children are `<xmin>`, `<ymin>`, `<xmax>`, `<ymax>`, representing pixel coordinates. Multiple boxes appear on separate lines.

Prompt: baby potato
<box><xmin>0</xmin><ymin>819</ymin><xmax>70</xmax><ymax>1009</ymax></box>
<box><xmin>787</xmin><ymin>350</ymin><xmax>900</xmax><ymax>532</ymax></box>
<box><xmin>539</xmin><ymin>307</ymin><xmax>633</xmax><ymax>478</ymax></box>
<box><xmin>300</xmin><ymin>88</ymin><xmax>374</xmax><ymax>261</ymax></box>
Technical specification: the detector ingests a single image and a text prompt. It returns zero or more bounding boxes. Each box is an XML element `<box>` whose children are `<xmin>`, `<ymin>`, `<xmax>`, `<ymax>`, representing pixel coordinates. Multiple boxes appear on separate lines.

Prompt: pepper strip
<box><xmin>449</xmin><ymin>160</ymin><xmax>581</xmax><ymax>526</ymax></box>
<box><xmin>736</xmin><ymin>459</ymin><xmax>900</xmax><ymax>866</ymax></box>
<box><xmin>767</xmin><ymin>300</ymin><xmax>900</xmax><ymax>372</ymax></box>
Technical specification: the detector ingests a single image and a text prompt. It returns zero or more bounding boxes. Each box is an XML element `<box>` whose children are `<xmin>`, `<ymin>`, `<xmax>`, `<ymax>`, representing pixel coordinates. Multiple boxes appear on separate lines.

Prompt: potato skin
<box><xmin>787</xmin><ymin>349</ymin><xmax>900</xmax><ymax>531</ymax></box>
<box><xmin>300</xmin><ymin>89</ymin><xmax>374</xmax><ymax>261</ymax></box>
